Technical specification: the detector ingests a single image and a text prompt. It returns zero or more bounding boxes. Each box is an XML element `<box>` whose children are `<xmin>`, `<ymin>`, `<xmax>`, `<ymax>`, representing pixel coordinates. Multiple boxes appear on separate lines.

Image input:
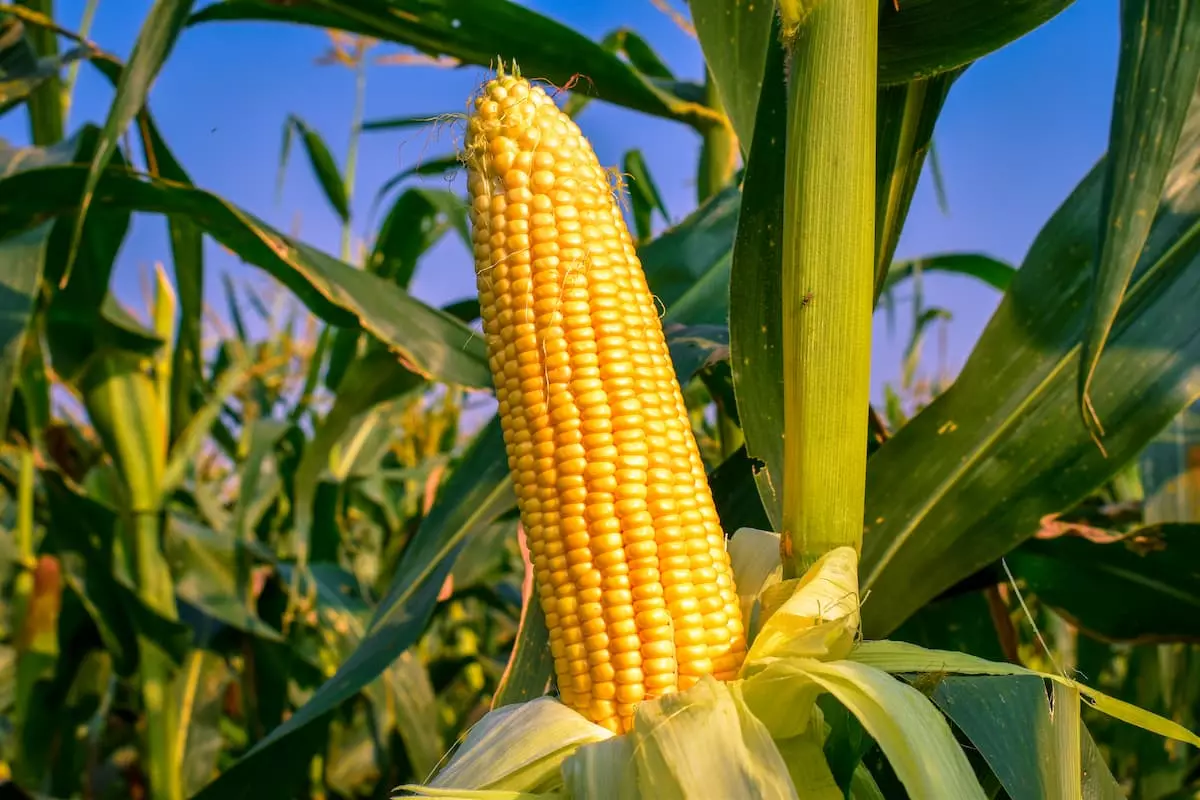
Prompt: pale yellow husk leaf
<box><xmin>396</xmin><ymin>789</ymin><xmax>561</xmax><ymax>800</ymax></box>
<box><xmin>401</xmin><ymin>526</ymin><xmax>1198</xmax><ymax>798</ymax></box>
<box><xmin>742</xmin><ymin>537</ymin><xmax>861</xmax><ymax>670</ymax></box>
<box><xmin>422</xmin><ymin>697</ymin><xmax>612</xmax><ymax>792</ymax></box>
<box><xmin>622</xmin><ymin>675</ymin><xmax>798</xmax><ymax>799</ymax></box>
<box><xmin>726</xmin><ymin>527</ymin><xmax>785</xmax><ymax>636</ymax></box>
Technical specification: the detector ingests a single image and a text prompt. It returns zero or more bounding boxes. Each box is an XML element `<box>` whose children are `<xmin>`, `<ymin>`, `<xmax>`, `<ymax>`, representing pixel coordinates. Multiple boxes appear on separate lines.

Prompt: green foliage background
<box><xmin>1</xmin><ymin>1</ymin><xmax>1199</xmax><ymax>798</ymax></box>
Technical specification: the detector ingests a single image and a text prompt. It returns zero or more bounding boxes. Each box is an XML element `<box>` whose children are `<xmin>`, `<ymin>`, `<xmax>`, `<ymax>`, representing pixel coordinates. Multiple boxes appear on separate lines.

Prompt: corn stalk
<box><xmin>778</xmin><ymin>0</ymin><xmax>877</xmax><ymax>577</ymax></box>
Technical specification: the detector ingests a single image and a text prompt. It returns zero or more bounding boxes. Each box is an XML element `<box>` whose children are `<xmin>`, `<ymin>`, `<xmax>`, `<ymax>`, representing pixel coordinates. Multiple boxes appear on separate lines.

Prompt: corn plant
<box><xmin>3</xmin><ymin>0</ymin><xmax>1200</xmax><ymax>798</ymax></box>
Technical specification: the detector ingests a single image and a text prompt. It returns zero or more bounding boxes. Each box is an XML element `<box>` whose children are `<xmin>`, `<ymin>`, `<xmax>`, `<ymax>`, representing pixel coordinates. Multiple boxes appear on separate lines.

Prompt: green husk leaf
<box><xmin>745</xmin><ymin>659</ymin><xmax>987</xmax><ymax>799</ymax></box>
<box><xmin>769</xmin><ymin>708</ymin><xmax>842</xmax><ymax>799</ymax></box>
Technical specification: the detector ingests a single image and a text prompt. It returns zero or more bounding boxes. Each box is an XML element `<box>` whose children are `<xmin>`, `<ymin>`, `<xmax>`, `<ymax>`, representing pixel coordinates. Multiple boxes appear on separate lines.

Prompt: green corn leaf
<box><xmin>188</xmin><ymin>0</ymin><xmax>716</xmax><ymax>130</ymax></box>
<box><xmin>3</xmin><ymin>1</ymin><xmax>64</xmax><ymax>145</ymax></box>
<box><xmin>360</xmin><ymin>110</ymin><xmax>460</xmax><ymax>132</ymax></box>
<box><xmin>728</xmin><ymin>23</ymin><xmax>787</xmax><ymax>530</ymax></box>
<box><xmin>192</xmin><ymin>418</ymin><xmax>515</xmax><ymax>800</ymax></box>
<box><xmin>922</xmin><ymin>674</ymin><xmax>1069</xmax><ymax>800</ymax></box>
<box><xmin>876</xmin><ymin>0</ymin><xmax>1076</xmax><ymax>85</ymax></box>
<box><xmin>160</xmin><ymin>348</ymin><xmax>252</xmax><ymax>499</ymax></box>
<box><xmin>623</xmin><ymin>149</ymin><xmax>668</xmax><ymax>243</ymax></box>
<box><xmin>874</xmin><ymin>71</ymin><xmax>964</xmax><ymax>299</ymax></box>
<box><xmin>0</xmin><ymin>131</ymin><xmax>492</xmax><ymax>389</ymax></box>
<box><xmin>368</xmin><ymin>186</ymin><xmax>468</xmax><ymax>288</ymax></box>
<box><xmin>0</xmin><ymin>221</ymin><xmax>48</xmax><ymax>436</ymax></box>
<box><xmin>174</xmin><ymin>649</ymin><xmax>234</xmax><ymax>797</ymax></box>
<box><xmin>286</xmin><ymin>349</ymin><xmax>426</xmax><ymax>601</ymax></box>
<box><xmin>491</xmin><ymin>570</ymin><xmax>553</xmax><ymax>709</ymax></box>
<box><xmin>1006</xmin><ymin>523</ymin><xmax>1200</xmax><ymax>642</ymax></box>
<box><xmin>690</xmin><ymin>0</ymin><xmax>776</xmax><ymax>154</ymax></box>
<box><xmin>859</xmin><ymin>89</ymin><xmax>1200</xmax><ymax>638</ymax></box>
<box><xmin>278</xmin><ymin>113</ymin><xmax>350</xmax><ymax>222</ymax></box>
<box><xmin>882</xmin><ymin>252</ymin><xmax>1017</xmax><ymax>296</ymax></box>
<box><xmin>850</xmin><ymin>641</ymin><xmax>1200</xmax><ymax>748</ymax></box>
<box><xmin>165</xmin><ymin>517</ymin><xmax>284</xmax><ymax>643</ymax></box>
<box><xmin>641</xmin><ymin>183</ymin><xmax>741</xmax><ymax>320</ymax></box>
<box><xmin>1078</xmin><ymin>2</ymin><xmax>1200</xmax><ymax>444</ymax></box>
<box><xmin>62</xmin><ymin>0</ymin><xmax>196</xmax><ymax>286</ymax></box>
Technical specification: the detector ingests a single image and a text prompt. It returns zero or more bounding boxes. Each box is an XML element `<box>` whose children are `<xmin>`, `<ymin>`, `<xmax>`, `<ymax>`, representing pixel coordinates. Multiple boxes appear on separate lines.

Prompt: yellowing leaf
<box><xmin>1052</xmin><ymin>681</ymin><xmax>1082</xmax><ymax>800</ymax></box>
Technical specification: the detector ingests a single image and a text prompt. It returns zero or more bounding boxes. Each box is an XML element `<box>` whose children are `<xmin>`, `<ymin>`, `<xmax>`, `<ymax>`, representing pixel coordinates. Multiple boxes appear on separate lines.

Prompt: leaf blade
<box><xmin>1078</xmin><ymin>0</ymin><xmax>1200</xmax><ymax>441</ymax></box>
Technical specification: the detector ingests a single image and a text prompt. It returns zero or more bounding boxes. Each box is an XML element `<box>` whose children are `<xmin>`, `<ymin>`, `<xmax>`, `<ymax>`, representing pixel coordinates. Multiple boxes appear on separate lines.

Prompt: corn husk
<box><xmin>397</xmin><ymin>527</ymin><xmax>1199</xmax><ymax>799</ymax></box>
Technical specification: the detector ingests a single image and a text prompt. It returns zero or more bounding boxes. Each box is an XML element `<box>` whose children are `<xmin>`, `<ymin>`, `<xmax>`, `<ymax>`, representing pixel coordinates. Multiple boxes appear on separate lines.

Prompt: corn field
<box><xmin>1</xmin><ymin>1</ymin><xmax>1200</xmax><ymax>799</ymax></box>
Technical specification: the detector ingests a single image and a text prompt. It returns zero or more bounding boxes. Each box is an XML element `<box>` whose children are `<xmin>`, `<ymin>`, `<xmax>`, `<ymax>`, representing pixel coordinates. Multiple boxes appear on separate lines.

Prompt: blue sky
<box><xmin>1</xmin><ymin>1</ymin><xmax>1120</xmax><ymax>402</ymax></box>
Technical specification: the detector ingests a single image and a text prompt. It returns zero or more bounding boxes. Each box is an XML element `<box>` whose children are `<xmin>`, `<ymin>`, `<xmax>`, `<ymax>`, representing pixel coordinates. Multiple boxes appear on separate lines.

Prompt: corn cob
<box><xmin>466</xmin><ymin>66</ymin><xmax>746</xmax><ymax>733</ymax></box>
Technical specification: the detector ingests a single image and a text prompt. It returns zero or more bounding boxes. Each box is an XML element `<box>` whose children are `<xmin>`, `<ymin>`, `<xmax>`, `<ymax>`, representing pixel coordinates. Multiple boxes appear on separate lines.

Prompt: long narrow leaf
<box><xmin>188</xmin><ymin>0</ymin><xmax>716</xmax><ymax>129</ymax></box>
<box><xmin>691</xmin><ymin>0</ymin><xmax>776</xmax><ymax>153</ymax></box>
<box><xmin>5</xmin><ymin>0</ymin><xmax>64</xmax><ymax>145</ymax></box>
<box><xmin>850</xmin><ymin>641</ymin><xmax>1200</xmax><ymax>748</ymax></box>
<box><xmin>0</xmin><ymin>222</ymin><xmax>49</xmax><ymax>434</ymax></box>
<box><xmin>728</xmin><ymin>20</ymin><xmax>788</xmax><ymax>530</ymax></box>
<box><xmin>63</xmin><ymin>0</ymin><xmax>196</xmax><ymax>285</ymax></box>
<box><xmin>278</xmin><ymin>114</ymin><xmax>350</xmax><ymax>222</ymax></box>
<box><xmin>192</xmin><ymin>418</ymin><xmax>515</xmax><ymax>800</ymax></box>
<box><xmin>859</xmin><ymin>90</ymin><xmax>1200</xmax><ymax>637</ymax></box>
<box><xmin>874</xmin><ymin>71</ymin><xmax>963</xmax><ymax>299</ymax></box>
<box><xmin>1078</xmin><ymin>1</ymin><xmax>1200</xmax><ymax>442</ymax></box>
<box><xmin>882</xmin><ymin>252</ymin><xmax>1017</xmax><ymax>295</ymax></box>
<box><xmin>0</xmin><ymin>135</ymin><xmax>491</xmax><ymax>388</ymax></box>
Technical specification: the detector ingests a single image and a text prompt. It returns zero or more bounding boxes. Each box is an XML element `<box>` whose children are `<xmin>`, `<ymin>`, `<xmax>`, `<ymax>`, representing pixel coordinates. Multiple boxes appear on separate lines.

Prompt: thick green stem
<box><xmin>132</xmin><ymin>510</ymin><xmax>181</xmax><ymax>800</ymax></box>
<box><xmin>82</xmin><ymin>354</ymin><xmax>181</xmax><ymax>800</ymax></box>
<box><xmin>780</xmin><ymin>1</ymin><xmax>877</xmax><ymax>577</ymax></box>
<box><xmin>9</xmin><ymin>445</ymin><xmax>37</xmax><ymax>779</ymax></box>
<box><xmin>12</xmin><ymin>445</ymin><xmax>35</xmax><ymax>623</ymax></box>
<box><xmin>16</xmin><ymin>0</ymin><xmax>64</xmax><ymax>145</ymax></box>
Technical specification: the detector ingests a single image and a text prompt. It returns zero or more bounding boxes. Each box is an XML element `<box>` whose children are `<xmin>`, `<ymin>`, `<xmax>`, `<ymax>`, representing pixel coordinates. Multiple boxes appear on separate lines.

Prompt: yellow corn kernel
<box><xmin>467</xmin><ymin>65</ymin><xmax>746</xmax><ymax>733</ymax></box>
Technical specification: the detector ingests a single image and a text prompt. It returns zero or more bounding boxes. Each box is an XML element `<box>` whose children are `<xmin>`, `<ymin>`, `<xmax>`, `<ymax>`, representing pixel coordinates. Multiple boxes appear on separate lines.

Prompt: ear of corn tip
<box><xmin>466</xmin><ymin>67</ymin><xmax>747</xmax><ymax>733</ymax></box>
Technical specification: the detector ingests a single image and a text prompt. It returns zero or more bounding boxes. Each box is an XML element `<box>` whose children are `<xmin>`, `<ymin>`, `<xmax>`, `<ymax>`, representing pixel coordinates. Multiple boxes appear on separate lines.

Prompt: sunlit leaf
<box><xmin>0</xmin><ymin>135</ymin><xmax>491</xmax><ymax>389</ymax></box>
<box><xmin>860</xmin><ymin>90</ymin><xmax>1200</xmax><ymax>638</ymax></box>
<box><xmin>1079</xmin><ymin>10</ymin><xmax>1200</xmax><ymax>440</ymax></box>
